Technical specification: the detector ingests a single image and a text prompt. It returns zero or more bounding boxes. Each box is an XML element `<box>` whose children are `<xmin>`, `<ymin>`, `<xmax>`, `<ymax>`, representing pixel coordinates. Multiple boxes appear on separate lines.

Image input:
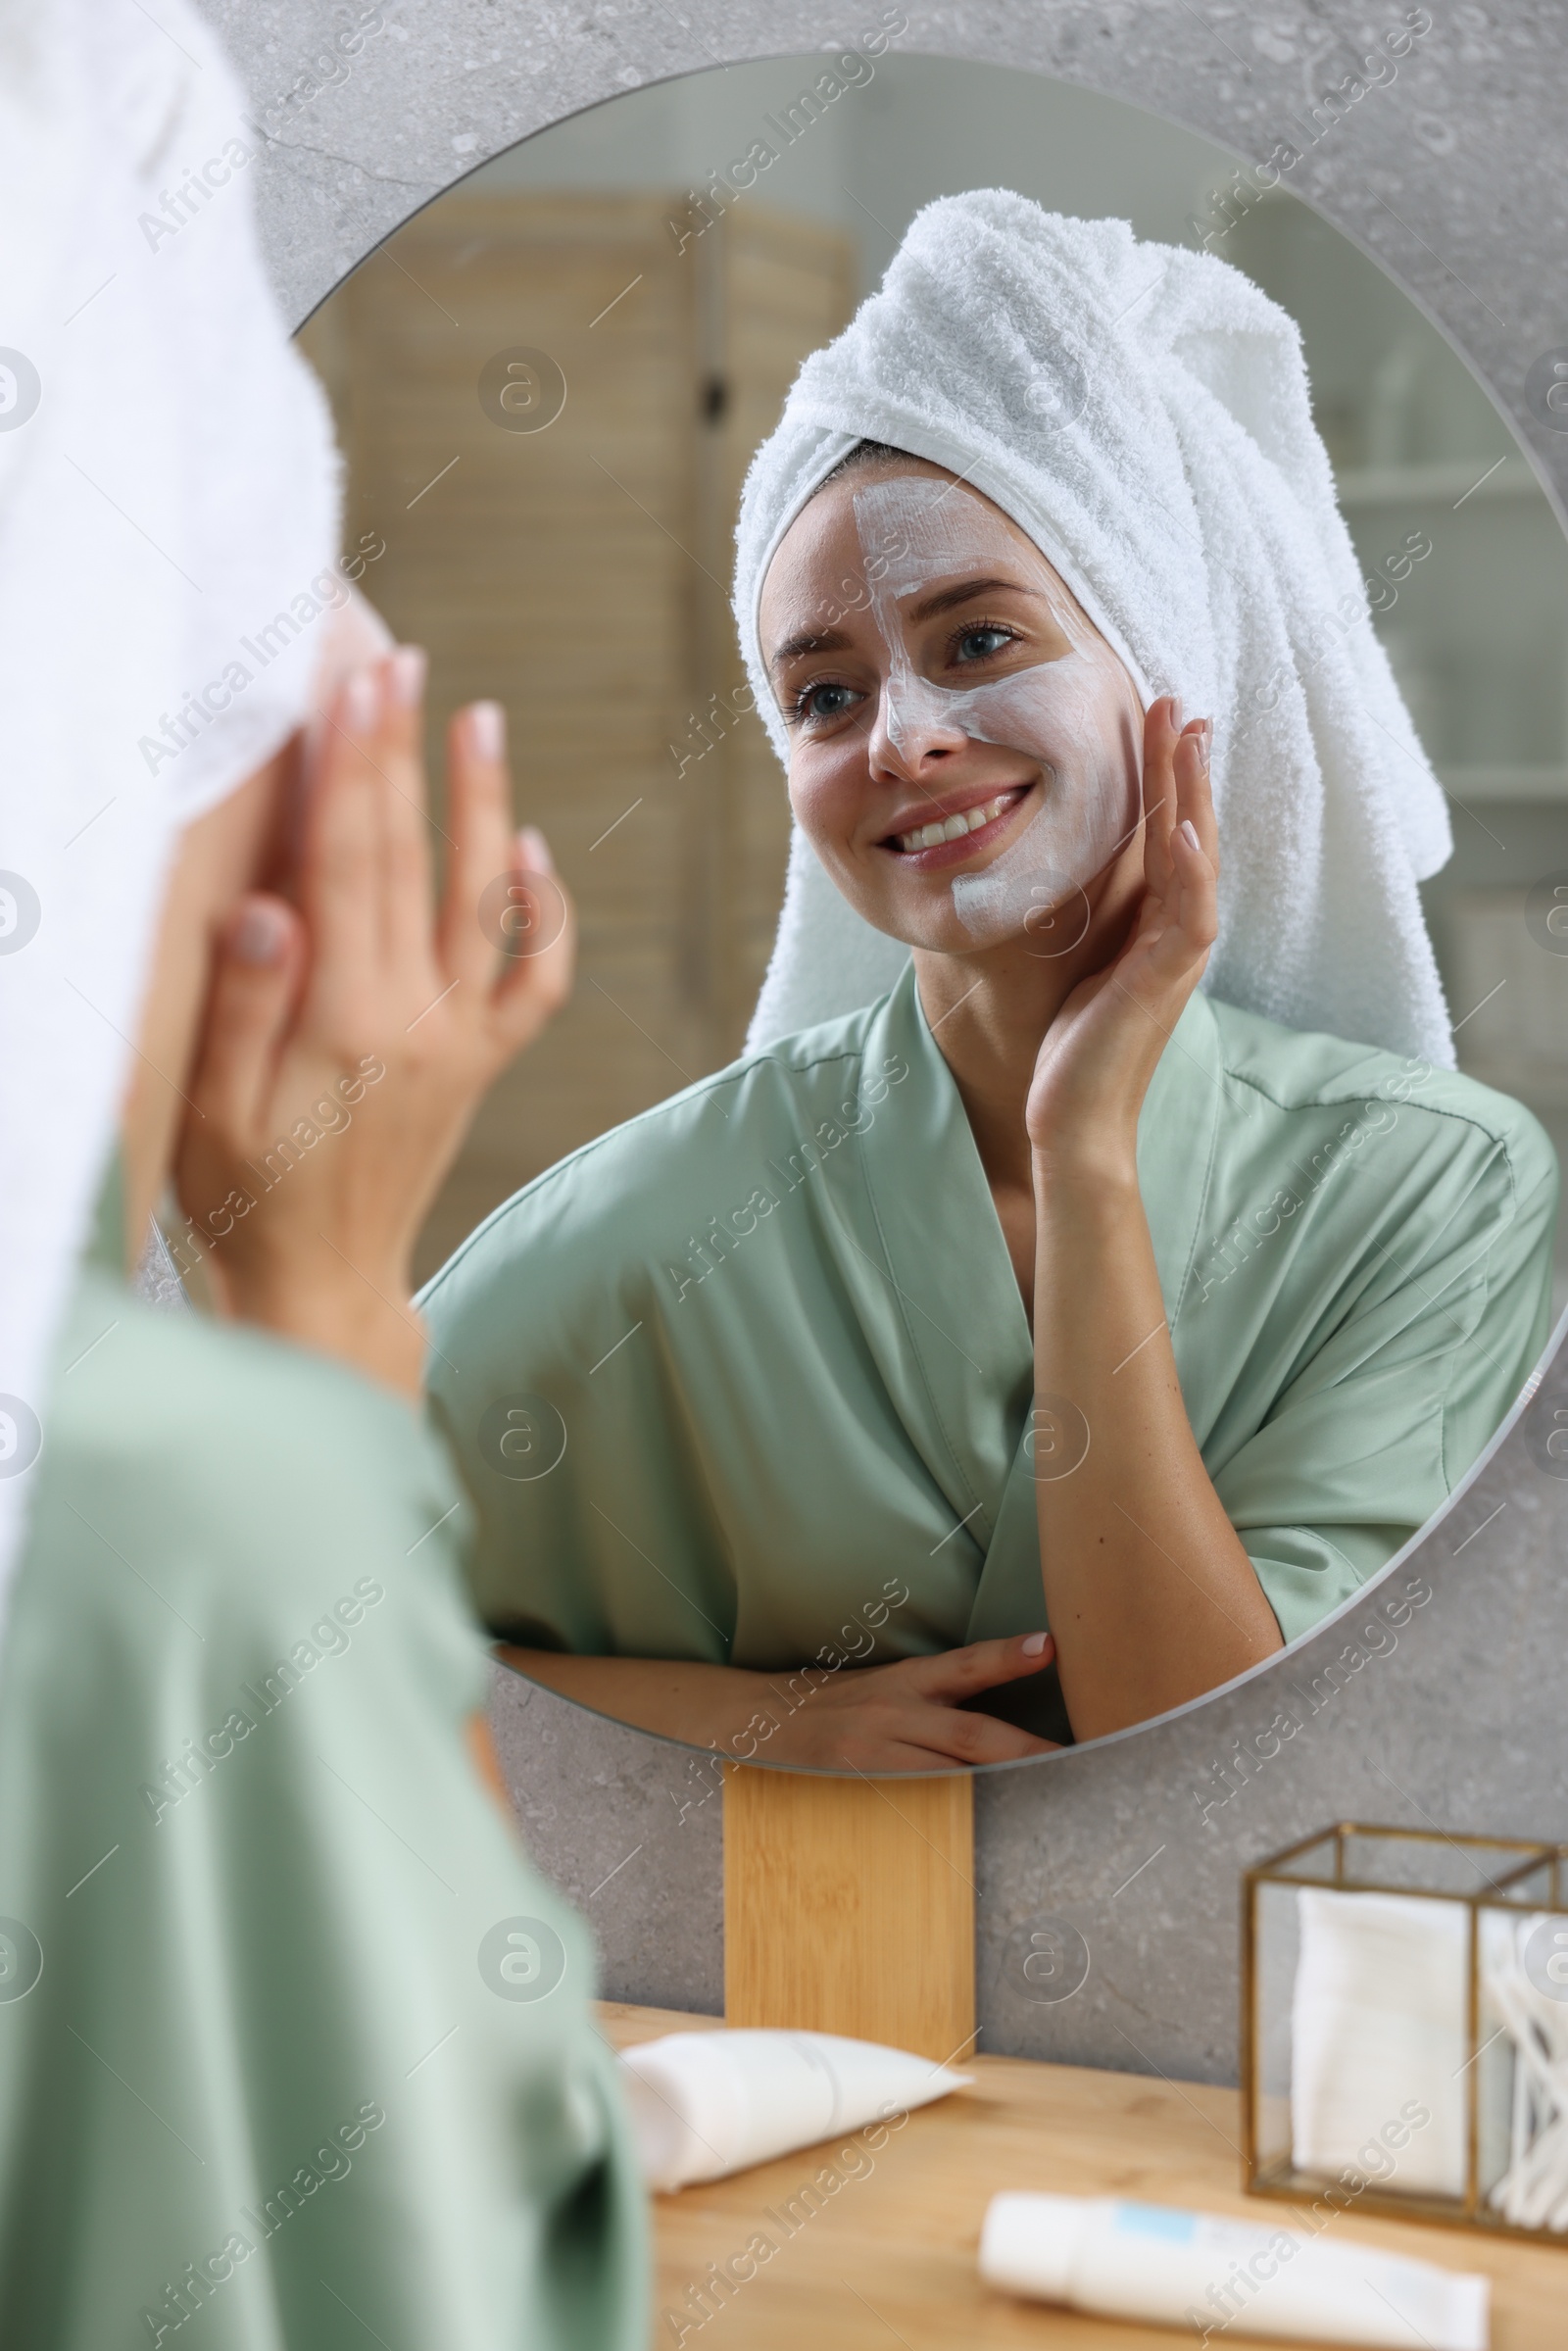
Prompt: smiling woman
<box><xmin>420</xmin><ymin>191</ymin><xmax>1557</xmax><ymax>1772</ymax></box>
<box><xmin>761</xmin><ymin>449</ymin><xmax>1144</xmax><ymax>946</ymax></box>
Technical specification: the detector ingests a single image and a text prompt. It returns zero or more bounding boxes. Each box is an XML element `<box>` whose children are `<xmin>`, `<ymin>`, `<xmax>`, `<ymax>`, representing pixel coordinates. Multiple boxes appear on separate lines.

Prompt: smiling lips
<box><xmin>886</xmin><ymin>785</ymin><xmax>1029</xmax><ymax>861</ymax></box>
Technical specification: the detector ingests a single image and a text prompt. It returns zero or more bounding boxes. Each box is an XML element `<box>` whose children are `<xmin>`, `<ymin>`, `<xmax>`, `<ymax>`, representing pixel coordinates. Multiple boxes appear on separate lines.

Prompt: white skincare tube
<box><xmin>618</xmin><ymin>2030</ymin><xmax>970</xmax><ymax>2192</ymax></box>
<box><xmin>979</xmin><ymin>2193</ymin><xmax>1489</xmax><ymax>2350</ymax></box>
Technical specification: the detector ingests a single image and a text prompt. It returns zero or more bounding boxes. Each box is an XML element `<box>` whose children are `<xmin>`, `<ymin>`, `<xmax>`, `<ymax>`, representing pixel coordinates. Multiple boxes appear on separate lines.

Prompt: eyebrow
<box><xmin>906</xmin><ymin>574</ymin><xmax>1042</xmax><ymax>623</ymax></box>
<box><xmin>768</xmin><ymin>625</ymin><xmax>853</xmax><ymax>672</ymax></box>
<box><xmin>765</xmin><ymin>577</ymin><xmax>1043</xmax><ymax>673</ymax></box>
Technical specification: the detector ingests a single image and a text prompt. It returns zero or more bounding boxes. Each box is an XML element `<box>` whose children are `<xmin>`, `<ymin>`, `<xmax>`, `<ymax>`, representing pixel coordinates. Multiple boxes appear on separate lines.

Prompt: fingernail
<box><xmin>1178</xmin><ymin>817</ymin><xmax>1200</xmax><ymax>854</ymax></box>
<box><xmin>1201</xmin><ymin>718</ymin><xmax>1213</xmax><ymax>767</ymax></box>
<box><xmin>518</xmin><ymin>823</ymin><xmax>554</xmax><ymax>877</ymax></box>
<box><xmin>468</xmin><ymin>700</ymin><xmax>505</xmax><ymax>760</ymax></box>
<box><xmin>1021</xmin><ymin>1631</ymin><xmax>1050</xmax><ymax>1657</ymax></box>
<box><xmin>231</xmin><ymin>901</ymin><xmax>289</xmax><ymax>965</ymax></box>
<box><xmin>1168</xmin><ymin>693</ymin><xmax>1184</xmax><ymax>732</ymax></box>
<box><xmin>390</xmin><ymin>645</ymin><xmax>427</xmax><ymax>710</ymax></box>
<box><xmin>344</xmin><ymin>666</ymin><xmax>377</xmax><ymax>732</ymax></box>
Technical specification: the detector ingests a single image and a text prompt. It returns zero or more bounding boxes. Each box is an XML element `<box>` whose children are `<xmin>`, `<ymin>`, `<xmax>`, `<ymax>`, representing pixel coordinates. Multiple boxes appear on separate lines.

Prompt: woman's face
<box><xmin>759</xmin><ymin>460</ymin><xmax>1146</xmax><ymax>955</ymax></box>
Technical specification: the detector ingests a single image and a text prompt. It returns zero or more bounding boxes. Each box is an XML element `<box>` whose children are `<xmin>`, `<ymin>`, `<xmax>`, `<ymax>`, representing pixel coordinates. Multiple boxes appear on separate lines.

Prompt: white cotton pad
<box><xmin>1290</xmin><ymin>1886</ymin><xmax>1469</xmax><ymax>2196</ymax></box>
<box><xmin>615</xmin><ymin>2027</ymin><xmax>971</xmax><ymax>2192</ymax></box>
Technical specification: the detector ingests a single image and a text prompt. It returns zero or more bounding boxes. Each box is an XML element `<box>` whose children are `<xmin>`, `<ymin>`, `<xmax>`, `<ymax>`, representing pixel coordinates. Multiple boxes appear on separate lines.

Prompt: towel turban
<box><xmin>733</xmin><ymin>190</ymin><xmax>1455</xmax><ymax>1070</ymax></box>
<box><xmin>0</xmin><ymin>0</ymin><xmax>340</xmax><ymax>1649</ymax></box>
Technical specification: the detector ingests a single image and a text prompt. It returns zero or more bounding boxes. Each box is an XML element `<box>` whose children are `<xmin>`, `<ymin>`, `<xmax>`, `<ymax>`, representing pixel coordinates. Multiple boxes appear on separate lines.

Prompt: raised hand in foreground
<box><xmin>175</xmin><ymin>649</ymin><xmax>574</xmax><ymax>1396</ymax></box>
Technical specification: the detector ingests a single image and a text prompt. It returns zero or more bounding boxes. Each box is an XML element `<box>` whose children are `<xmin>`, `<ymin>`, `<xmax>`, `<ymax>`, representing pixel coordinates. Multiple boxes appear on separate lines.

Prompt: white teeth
<box><xmin>897</xmin><ymin>793</ymin><xmax>1015</xmax><ymax>855</ymax></box>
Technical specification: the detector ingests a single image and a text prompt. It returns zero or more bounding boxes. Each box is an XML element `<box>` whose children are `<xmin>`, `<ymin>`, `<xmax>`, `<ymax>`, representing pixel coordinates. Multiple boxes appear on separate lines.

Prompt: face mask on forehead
<box><xmin>851</xmin><ymin>475</ymin><xmax>1143</xmax><ymax>950</ymax></box>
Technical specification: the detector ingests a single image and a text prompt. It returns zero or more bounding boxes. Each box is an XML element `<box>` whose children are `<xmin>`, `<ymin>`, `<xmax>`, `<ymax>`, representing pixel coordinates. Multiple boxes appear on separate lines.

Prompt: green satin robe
<box><xmin>0</xmin><ymin>1175</ymin><xmax>646</xmax><ymax>2349</ymax></box>
<box><xmin>421</xmin><ymin>963</ymin><xmax>1555</xmax><ymax>1735</ymax></box>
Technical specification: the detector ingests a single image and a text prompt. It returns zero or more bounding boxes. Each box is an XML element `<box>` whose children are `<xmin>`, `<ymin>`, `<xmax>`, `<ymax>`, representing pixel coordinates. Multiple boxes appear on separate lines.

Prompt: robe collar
<box><xmin>857</xmin><ymin>957</ymin><xmax>1224</xmax><ymax>1581</ymax></box>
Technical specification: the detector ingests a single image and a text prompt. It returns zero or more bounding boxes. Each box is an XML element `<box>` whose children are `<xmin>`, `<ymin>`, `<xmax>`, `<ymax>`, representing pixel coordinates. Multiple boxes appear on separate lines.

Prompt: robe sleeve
<box><xmin>1209</xmin><ymin>1099</ymin><xmax>1557</xmax><ymax>1643</ymax></box>
<box><xmin>0</xmin><ymin>1267</ymin><xmax>647</xmax><ymax>2351</ymax></box>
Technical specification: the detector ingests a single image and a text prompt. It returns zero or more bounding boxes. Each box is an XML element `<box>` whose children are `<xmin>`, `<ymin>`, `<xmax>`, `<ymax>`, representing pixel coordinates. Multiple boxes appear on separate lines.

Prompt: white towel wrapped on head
<box><xmin>0</xmin><ymin>0</ymin><xmax>341</xmax><ymax>1652</ymax></box>
<box><xmin>733</xmin><ymin>191</ymin><xmax>1454</xmax><ymax>1067</ymax></box>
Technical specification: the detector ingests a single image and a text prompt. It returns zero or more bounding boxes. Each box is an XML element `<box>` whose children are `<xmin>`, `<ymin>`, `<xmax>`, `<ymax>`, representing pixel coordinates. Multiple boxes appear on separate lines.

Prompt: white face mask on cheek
<box><xmin>852</xmin><ymin>476</ymin><xmax>1142</xmax><ymax>948</ymax></box>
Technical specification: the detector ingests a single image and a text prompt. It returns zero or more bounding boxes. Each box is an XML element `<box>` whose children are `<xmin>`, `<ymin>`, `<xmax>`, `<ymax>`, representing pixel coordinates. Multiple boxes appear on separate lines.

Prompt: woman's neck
<box><xmin>910</xmin><ymin>852</ymin><xmax>1146</xmax><ymax>1198</ymax></box>
<box><xmin>910</xmin><ymin>945</ymin><xmax>1055</xmax><ymax>1195</ymax></box>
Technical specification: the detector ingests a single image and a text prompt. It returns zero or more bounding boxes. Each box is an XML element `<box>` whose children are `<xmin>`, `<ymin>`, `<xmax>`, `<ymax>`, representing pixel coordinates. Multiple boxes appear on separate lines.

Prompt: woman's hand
<box><xmin>509</xmin><ymin>1635</ymin><xmax>1062</xmax><ymax>1772</ymax></box>
<box><xmin>743</xmin><ymin>1633</ymin><xmax>1062</xmax><ymax>1770</ymax></box>
<box><xmin>175</xmin><ymin>648</ymin><xmax>574</xmax><ymax>1395</ymax></box>
<box><xmin>1023</xmin><ymin>693</ymin><xmax>1283</xmax><ymax>1738</ymax></box>
<box><xmin>1024</xmin><ymin>695</ymin><xmax>1216</xmax><ymax>1181</ymax></box>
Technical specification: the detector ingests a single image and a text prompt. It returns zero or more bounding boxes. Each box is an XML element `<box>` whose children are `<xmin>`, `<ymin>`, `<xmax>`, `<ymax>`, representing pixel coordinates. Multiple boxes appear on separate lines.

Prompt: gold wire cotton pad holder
<box><xmin>1242</xmin><ymin>1822</ymin><xmax>1568</xmax><ymax>2243</ymax></box>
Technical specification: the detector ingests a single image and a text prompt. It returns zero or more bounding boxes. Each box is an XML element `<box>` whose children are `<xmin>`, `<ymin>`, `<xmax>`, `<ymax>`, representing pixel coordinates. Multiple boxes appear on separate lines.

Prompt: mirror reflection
<box><xmin>287</xmin><ymin>54</ymin><xmax>1567</xmax><ymax>1771</ymax></box>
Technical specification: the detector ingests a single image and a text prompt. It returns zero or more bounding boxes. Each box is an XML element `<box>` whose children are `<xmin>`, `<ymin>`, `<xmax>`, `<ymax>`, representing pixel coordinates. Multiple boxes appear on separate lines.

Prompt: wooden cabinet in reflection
<box><xmin>299</xmin><ymin>193</ymin><xmax>853</xmax><ymax>1282</ymax></box>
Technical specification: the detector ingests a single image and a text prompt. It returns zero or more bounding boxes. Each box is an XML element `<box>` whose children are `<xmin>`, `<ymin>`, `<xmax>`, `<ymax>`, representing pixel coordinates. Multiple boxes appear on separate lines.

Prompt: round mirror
<box><xmin>292</xmin><ymin>48</ymin><xmax>1568</xmax><ymax>1772</ymax></box>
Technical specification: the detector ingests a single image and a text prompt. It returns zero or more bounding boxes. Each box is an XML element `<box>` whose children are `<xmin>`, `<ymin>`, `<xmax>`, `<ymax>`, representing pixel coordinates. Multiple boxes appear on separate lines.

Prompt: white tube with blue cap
<box><xmin>979</xmin><ymin>2192</ymin><xmax>1489</xmax><ymax>2349</ymax></box>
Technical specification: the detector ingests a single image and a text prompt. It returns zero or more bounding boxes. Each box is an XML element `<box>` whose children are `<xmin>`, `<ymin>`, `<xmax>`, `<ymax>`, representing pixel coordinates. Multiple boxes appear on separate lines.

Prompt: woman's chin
<box><xmin>841</xmin><ymin>892</ymin><xmax>1016</xmax><ymax>960</ymax></box>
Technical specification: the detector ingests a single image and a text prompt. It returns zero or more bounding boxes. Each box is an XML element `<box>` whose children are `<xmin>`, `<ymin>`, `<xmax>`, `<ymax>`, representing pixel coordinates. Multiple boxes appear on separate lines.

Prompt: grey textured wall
<box><xmin>203</xmin><ymin>0</ymin><xmax>1568</xmax><ymax>2082</ymax></box>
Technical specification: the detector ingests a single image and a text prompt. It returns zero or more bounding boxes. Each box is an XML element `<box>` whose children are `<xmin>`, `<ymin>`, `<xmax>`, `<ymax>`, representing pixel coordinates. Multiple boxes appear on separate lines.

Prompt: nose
<box><xmin>867</xmin><ymin>668</ymin><xmax>969</xmax><ymax>780</ymax></box>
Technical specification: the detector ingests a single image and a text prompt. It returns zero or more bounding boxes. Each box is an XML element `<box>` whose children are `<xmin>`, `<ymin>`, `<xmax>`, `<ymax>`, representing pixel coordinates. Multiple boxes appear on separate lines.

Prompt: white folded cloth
<box><xmin>732</xmin><ymin>191</ymin><xmax>1454</xmax><ymax>1070</ymax></box>
<box><xmin>1291</xmin><ymin>1887</ymin><xmax>1468</xmax><ymax>2195</ymax></box>
<box><xmin>615</xmin><ymin>2028</ymin><xmax>970</xmax><ymax>2191</ymax></box>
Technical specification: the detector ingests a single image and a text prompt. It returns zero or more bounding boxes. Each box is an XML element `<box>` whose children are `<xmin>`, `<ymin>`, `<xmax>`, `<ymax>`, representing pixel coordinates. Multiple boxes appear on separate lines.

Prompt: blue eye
<box><xmin>793</xmin><ymin>680</ymin><xmax>861</xmax><ymax>724</ymax></box>
<box><xmin>953</xmin><ymin>624</ymin><xmax>1015</xmax><ymax>664</ymax></box>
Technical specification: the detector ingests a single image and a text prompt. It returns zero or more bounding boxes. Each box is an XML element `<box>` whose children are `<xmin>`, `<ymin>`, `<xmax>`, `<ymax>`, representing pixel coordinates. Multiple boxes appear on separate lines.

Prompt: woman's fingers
<box><xmin>1142</xmin><ymin>699</ymin><xmax>1218</xmax><ymax>902</ymax></box>
<box><xmin>899</xmin><ymin>1631</ymin><xmax>1057</xmax><ymax>1701</ymax></box>
<box><xmin>1141</xmin><ymin>694</ymin><xmax>1182</xmax><ymax>897</ymax></box>
<box><xmin>186</xmin><ymin>895</ymin><xmax>304</xmax><ymax>1139</ymax></box>
<box><xmin>752</xmin><ymin>1638</ymin><xmax>1063</xmax><ymax>1767</ymax></box>
<box><xmin>437</xmin><ymin>698</ymin><xmax>575</xmax><ymax>1065</ymax></box>
<box><xmin>376</xmin><ymin>646</ymin><xmax>434</xmax><ymax>970</ymax></box>
<box><xmin>302</xmin><ymin>672</ymin><xmax>571</xmax><ymax>1068</ymax></box>
<box><xmin>1176</xmin><ymin>715</ymin><xmax>1219</xmax><ymax>862</ymax></box>
<box><xmin>304</xmin><ymin>650</ymin><xmax>433</xmax><ymax>1009</ymax></box>
<box><xmin>489</xmin><ymin>824</ymin><xmax>577</xmax><ymax>1053</ymax></box>
<box><xmin>920</xmin><ymin>1705</ymin><xmax>1059</xmax><ymax>1763</ymax></box>
<box><xmin>1157</xmin><ymin>726</ymin><xmax>1219</xmax><ymax>968</ymax></box>
<box><xmin>184</xmin><ymin>657</ymin><xmax>577</xmax><ymax>1378</ymax></box>
<box><xmin>862</xmin><ymin>1701</ymin><xmax>1059</xmax><ymax>1767</ymax></box>
<box><xmin>440</xmin><ymin>699</ymin><xmax>515</xmax><ymax>991</ymax></box>
<box><xmin>1133</xmin><ymin>708</ymin><xmax>1216</xmax><ymax>973</ymax></box>
<box><xmin>299</xmin><ymin>665</ymin><xmax>384</xmax><ymax>1033</ymax></box>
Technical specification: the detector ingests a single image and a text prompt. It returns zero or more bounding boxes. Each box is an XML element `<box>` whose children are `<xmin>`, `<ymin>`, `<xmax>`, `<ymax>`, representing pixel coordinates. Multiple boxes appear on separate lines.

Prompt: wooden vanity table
<box><xmin>600</xmin><ymin>2003</ymin><xmax>1566</xmax><ymax>2351</ymax></box>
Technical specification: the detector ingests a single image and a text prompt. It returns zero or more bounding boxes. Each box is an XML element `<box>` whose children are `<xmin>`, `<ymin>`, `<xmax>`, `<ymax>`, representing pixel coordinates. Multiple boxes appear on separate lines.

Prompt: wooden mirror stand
<box><xmin>722</xmin><ymin>1765</ymin><xmax>977</xmax><ymax>2062</ymax></box>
